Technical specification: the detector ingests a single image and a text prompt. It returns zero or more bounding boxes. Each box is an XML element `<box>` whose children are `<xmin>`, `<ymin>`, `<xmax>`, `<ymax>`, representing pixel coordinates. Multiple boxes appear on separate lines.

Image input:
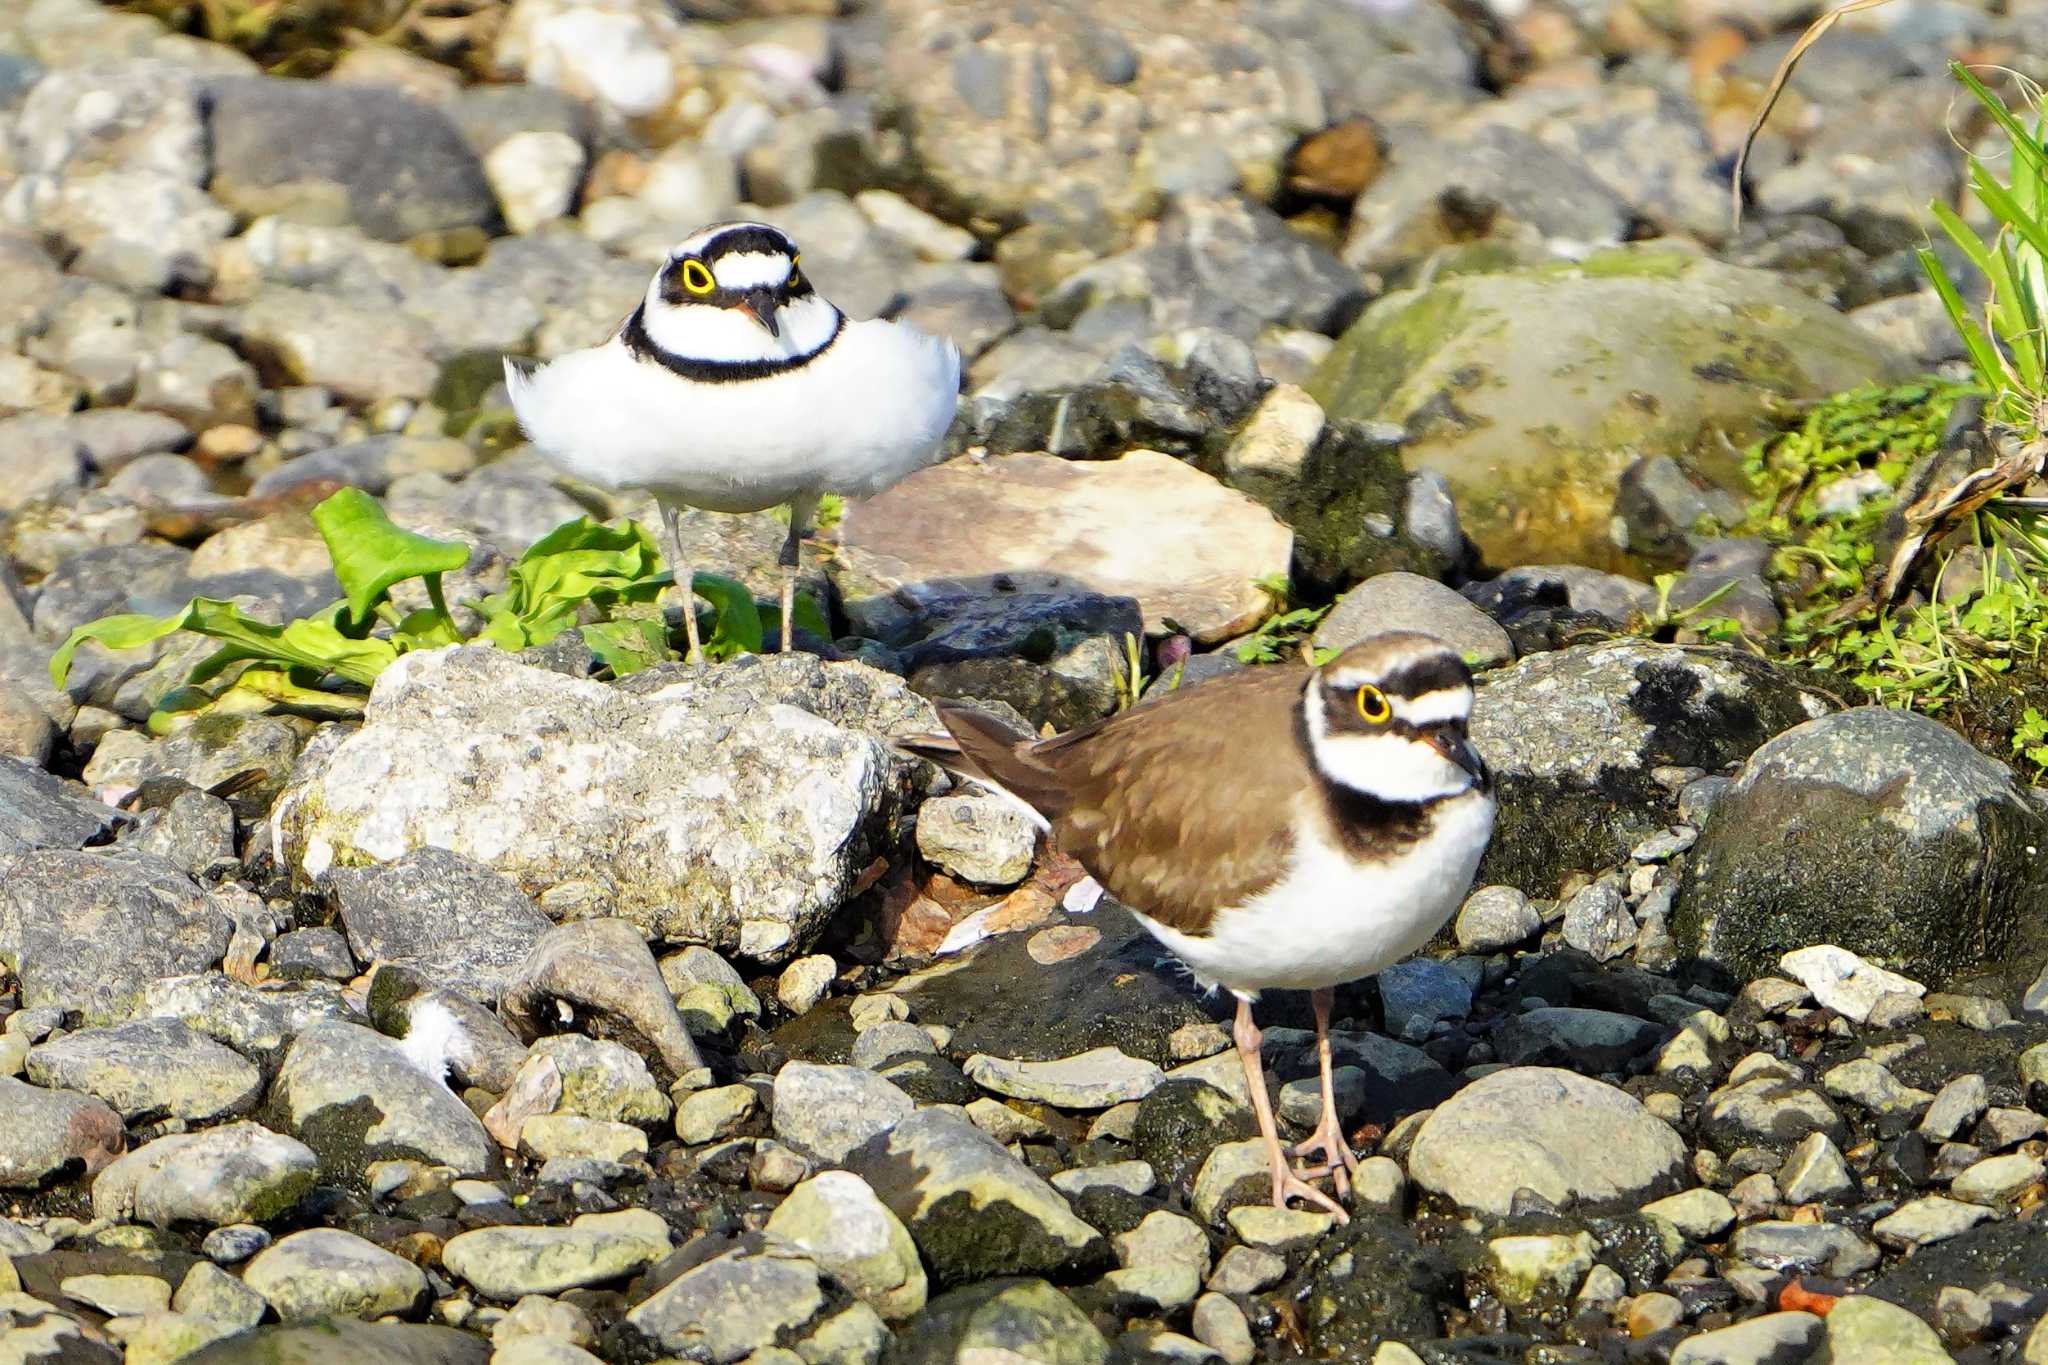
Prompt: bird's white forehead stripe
<box><xmin>1393</xmin><ymin>687</ymin><xmax>1472</xmax><ymax>726</ymax></box>
<box><xmin>714</xmin><ymin>251</ymin><xmax>792</xmax><ymax>288</ymax></box>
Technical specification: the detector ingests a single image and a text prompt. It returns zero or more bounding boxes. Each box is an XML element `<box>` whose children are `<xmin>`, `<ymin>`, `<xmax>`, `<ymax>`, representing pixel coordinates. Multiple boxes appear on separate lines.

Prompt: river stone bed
<box><xmin>4</xmin><ymin>0</ymin><xmax>2048</xmax><ymax>1360</ymax></box>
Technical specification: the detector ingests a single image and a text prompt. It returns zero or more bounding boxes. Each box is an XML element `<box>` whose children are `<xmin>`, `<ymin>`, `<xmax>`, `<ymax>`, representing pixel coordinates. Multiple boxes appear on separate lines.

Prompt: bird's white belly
<box><xmin>511</xmin><ymin>319</ymin><xmax>958</xmax><ymax>513</ymax></box>
<box><xmin>1135</xmin><ymin>791</ymin><xmax>1496</xmax><ymax>998</ymax></box>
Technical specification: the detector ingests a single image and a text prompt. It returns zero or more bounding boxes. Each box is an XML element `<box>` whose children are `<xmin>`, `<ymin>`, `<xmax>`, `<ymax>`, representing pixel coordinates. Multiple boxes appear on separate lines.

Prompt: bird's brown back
<box><xmin>937</xmin><ymin>665</ymin><xmax>1317</xmax><ymax>933</ymax></box>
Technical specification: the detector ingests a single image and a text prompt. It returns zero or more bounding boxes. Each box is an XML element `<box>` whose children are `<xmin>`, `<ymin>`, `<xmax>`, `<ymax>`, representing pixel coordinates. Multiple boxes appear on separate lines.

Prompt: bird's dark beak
<box><xmin>1425</xmin><ymin>721</ymin><xmax>1488</xmax><ymax>785</ymax></box>
<box><xmin>738</xmin><ymin>288</ymin><xmax>780</xmax><ymax>338</ymax></box>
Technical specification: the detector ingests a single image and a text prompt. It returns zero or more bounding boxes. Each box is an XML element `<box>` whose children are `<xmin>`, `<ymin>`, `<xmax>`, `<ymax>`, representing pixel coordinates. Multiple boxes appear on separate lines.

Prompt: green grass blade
<box><xmin>1920</xmin><ymin>248</ymin><xmax>2011</xmax><ymax>392</ymax></box>
<box><xmin>1952</xmin><ymin>63</ymin><xmax>2048</xmax><ymax>182</ymax></box>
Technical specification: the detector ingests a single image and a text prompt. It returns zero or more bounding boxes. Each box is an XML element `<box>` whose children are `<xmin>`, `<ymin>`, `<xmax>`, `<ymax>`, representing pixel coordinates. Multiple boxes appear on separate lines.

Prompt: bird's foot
<box><xmin>1264</xmin><ymin>1134</ymin><xmax>1348</xmax><ymax>1221</ymax></box>
<box><xmin>1292</xmin><ymin>1121</ymin><xmax>1363</xmax><ymax>1201</ymax></box>
<box><xmin>1270</xmin><ymin>1162</ymin><xmax>1349</xmax><ymax>1221</ymax></box>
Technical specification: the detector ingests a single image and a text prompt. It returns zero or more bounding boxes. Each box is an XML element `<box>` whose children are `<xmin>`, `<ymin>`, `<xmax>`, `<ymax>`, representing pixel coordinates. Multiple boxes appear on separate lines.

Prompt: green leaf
<box><xmin>693</xmin><ymin>573</ymin><xmax>763</xmax><ymax>660</ymax></box>
<box><xmin>50</xmin><ymin>610</ymin><xmax>197</xmax><ymax>688</ymax></box>
<box><xmin>581</xmin><ymin>618</ymin><xmax>671</xmax><ymax>676</ymax></box>
<box><xmin>488</xmin><ymin>517</ymin><xmax>667</xmax><ymax>648</ymax></box>
<box><xmin>310</xmin><ymin>488</ymin><xmax>470</xmax><ymax>628</ymax></box>
<box><xmin>182</xmin><ymin>601</ymin><xmax>399</xmax><ymax>688</ymax></box>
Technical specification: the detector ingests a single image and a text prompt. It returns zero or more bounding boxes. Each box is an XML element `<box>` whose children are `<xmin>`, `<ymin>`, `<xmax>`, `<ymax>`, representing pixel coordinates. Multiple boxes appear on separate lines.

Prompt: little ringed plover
<box><xmin>902</xmin><ymin>631</ymin><xmax>1495</xmax><ymax>1218</ymax></box>
<box><xmin>505</xmin><ymin>220</ymin><xmax>961</xmax><ymax>661</ymax></box>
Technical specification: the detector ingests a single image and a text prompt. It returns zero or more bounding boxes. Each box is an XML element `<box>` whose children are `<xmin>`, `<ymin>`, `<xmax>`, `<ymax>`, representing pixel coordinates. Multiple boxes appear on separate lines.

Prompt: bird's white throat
<box><xmin>640</xmin><ymin>292</ymin><xmax>842</xmax><ymax>366</ymax></box>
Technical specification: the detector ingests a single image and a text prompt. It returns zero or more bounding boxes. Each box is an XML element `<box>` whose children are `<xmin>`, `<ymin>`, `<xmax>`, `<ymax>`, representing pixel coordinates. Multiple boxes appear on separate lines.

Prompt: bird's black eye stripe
<box><xmin>1373</xmin><ymin>656</ymin><xmax>1473</xmax><ymax>700</ymax></box>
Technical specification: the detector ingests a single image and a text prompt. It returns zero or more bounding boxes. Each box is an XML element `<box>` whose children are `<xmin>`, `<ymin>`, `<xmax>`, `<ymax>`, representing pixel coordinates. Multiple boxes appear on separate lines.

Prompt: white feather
<box><xmin>1137</xmin><ymin>787</ymin><xmax>1495</xmax><ymax>998</ymax></box>
<box><xmin>713</xmin><ymin>250</ymin><xmax>793</xmax><ymax>289</ymax></box>
<box><xmin>505</xmin><ymin>314</ymin><xmax>960</xmax><ymax>513</ymax></box>
<box><xmin>394</xmin><ymin>999</ymin><xmax>462</xmax><ymax>1087</ymax></box>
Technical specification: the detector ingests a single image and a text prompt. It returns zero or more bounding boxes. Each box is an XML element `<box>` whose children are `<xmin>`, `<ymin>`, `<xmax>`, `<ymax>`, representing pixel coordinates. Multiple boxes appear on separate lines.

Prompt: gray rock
<box><xmin>1407</xmin><ymin>1066</ymin><xmax>1687</xmax><ymax>1215</ymax></box>
<box><xmin>1779</xmin><ymin>1132</ymin><xmax>1855</xmax><ymax>1204</ymax></box>
<box><xmin>82</xmin><ymin>714</ymin><xmax>307</xmax><ymax>821</ymax></box>
<box><xmin>1454</xmin><ymin>885</ymin><xmax>1542</xmax><ymax>953</ymax></box>
<box><xmin>1670</xmin><ymin>1311</ymin><xmax>1825</xmax><ymax>1365</ymax></box>
<box><xmin>267</xmin><ymin>927</ymin><xmax>355</xmax><ymax>983</ymax></box>
<box><xmin>876</xmin><ymin>0</ymin><xmax>1311</xmax><ymax>252</ymax></box>
<box><xmin>125</xmin><ymin>789</ymin><xmax>238</xmax><ymax>880</ymax></box>
<box><xmin>1377</xmin><ymin>959</ymin><xmax>1475</xmax><ymax>1042</ymax></box>
<box><xmin>834</xmin><ymin>451</ymin><xmax>1291</xmax><ymax>647</ymax></box>
<box><xmin>1822</xmin><ymin>1059</ymin><xmax>1932</xmax><ymax>1116</ymax></box>
<box><xmin>1779</xmin><ymin>944</ymin><xmax>1925</xmax><ymax>1024</ymax></box>
<box><xmin>851</xmin><ymin>1021</ymin><xmax>937</xmax><ymax>1071</ymax></box>
<box><xmin>773</xmin><ymin>1061</ymin><xmax>917</xmax><ymax>1166</ymax></box>
<box><xmin>1730</xmin><ymin>1220</ymin><xmax>1880</xmax><ymax>1278</ymax></box>
<box><xmin>272</xmin><ymin>1020</ymin><xmax>497</xmax><ymax>1180</ymax></box>
<box><xmin>523</xmin><ymin>1034</ymin><xmax>668</xmax><ymax>1127</ymax></box>
<box><xmin>1560</xmin><ymin>876</ymin><xmax>1635</xmax><ymax>961</ymax></box>
<box><xmin>1344</xmin><ymin>125</ymin><xmax>1629</xmax><ymax>276</ymax></box>
<box><xmin>92</xmin><ymin>1122</ymin><xmax>318</xmax><ymax>1227</ymax></box>
<box><xmin>916</xmin><ymin>792</ymin><xmax>1038</xmax><ymax>887</ymax></box>
<box><xmin>242</xmin><ymin>1228</ymin><xmax>429</xmax><ymax>1321</ymax></box>
<box><xmin>1492</xmin><ymin>1007</ymin><xmax>1665</xmax><ymax>1071</ymax></box>
<box><xmin>1308</xmin><ymin>249</ymin><xmax>1900</xmax><ymax>569</ymax></box>
<box><xmin>1468</xmin><ymin>641</ymin><xmax>1829</xmax><ymax>892</ymax></box>
<box><xmin>134</xmin><ymin>972</ymin><xmax>361</xmax><ymax>1071</ymax></box>
<box><xmin>846</xmin><ymin>1108</ymin><xmax>1111</xmax><ymax>1288</ymax></box>
<box><xmin>620</xmin><ymin>1244</ymin><xmax>824</xmax><ymax>1361</ymax></box>
<box><xmin>281</xmin><ymin>648</ymin><xmax>927</xmax><ymax>964</ymax></box>
<box><xmin>205</xmin><ymin>77</ymin><xmax>497</xmax><ymax>240</ymax></box>
<box><xmin>1950</xmin><ymin>1152</ymin><xmax>2044</xmax><ymax>1206</ymax></box>
<box><xmin>1613</xmin><ymin>455</ymin><xmax>1748</xmax><ymax>569</ymax></box>
<box><xmin>1813</xmin><ymin>1294</ymin><xmax>1952</xmax><ymax>1365</ymax></box>
<box><xmin>1312</xmin><ymin>572</ymin><xmax>1512</xmax><ymax>669</ymax></box>
<box><xmin>1871</xmin><ymin>1196</ymin><xmax>1994</xmax><ymax>1248</ymax></box>
<box><xmin>235</xmin><ymin>286</ymin><xmax>439</xmax><ymax>404</ymax></box>
<box><xmin>0</xmin><ymin>411</ymin><xmax>88</xmax><ymax>511</ymax></box>
<box><xmin>181</xmin><ymin>1322</ymin><xmax>489</xmax><ymax>1364</ymax></box>
<box><xmin>1046</xmin><ymin>195</ymin><xmax>1363</xmax><ymax>342</ymax></box>
<box><xmin>1700</xmin><ymin>1075</ymin><xmax>1847</xmax><ymax>1155</ymax></box>
<box><xmin>0</xmin><ymin>848</ymin><xmax>228</xmax><ymax>1023</ymax></box>
<box><xmin>887</xmin><ymin>1277</ymin><xmax>1109</xmax><ymax>1365</ymax></box>
<box><xmin>0</xmin><ymin>1074</ymin><xmax>125</xmax><ymax>1187</ymax></box>
<box><xmin>26</xmin><ymin>1018</ymin><xmax>261</xmax><ymax>1122</ymax></box>
<box><xmin>326</xmin><ymin>848</ymin><xmax>552</xmax><ymax>1005</ymax></box>
<box><xmin>674</xmin><ymin>1085</ymin><xmax>758</xmax><ymax>1145</ymax></box>
<box><xmin>1679</xmin><ymin>707</ymin><xmax>2047</xmax><ymax>982</ymax></box>
<box><xmin>0</xmin><ymin>756</ymin><xmax>120</xmax><ymax>855</ymax></box>
<box><xmin>499</xmin><ymin>918</ymin><xmax>705</xmax><ymax>1081</ymax></box>
<box><xmin>962</xmin><ymin>1048</ymin><xmax>1166</xmax><ymax>1109</ymax></box>
<box><xmin>440</xmin><ymin>1209</ymin><xmax>671</xmax><ymax>1299</ymax></box>
<box><xmin>765</xmin><ymin>1170</ymin><xmax>927</xmax><ymax>1321</ymax></box>
<box><xmin>40</xmin><ymin>168</ymin><xmax>233</xmax><ymax>293</ymax></box>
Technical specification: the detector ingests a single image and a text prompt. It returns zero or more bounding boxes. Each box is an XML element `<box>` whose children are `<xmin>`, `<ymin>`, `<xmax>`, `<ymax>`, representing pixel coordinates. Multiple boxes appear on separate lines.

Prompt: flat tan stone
<box><xmin>835</xmin><ymin>449</ymin><xmax>1292</xmax><ymax>644</ymax></box>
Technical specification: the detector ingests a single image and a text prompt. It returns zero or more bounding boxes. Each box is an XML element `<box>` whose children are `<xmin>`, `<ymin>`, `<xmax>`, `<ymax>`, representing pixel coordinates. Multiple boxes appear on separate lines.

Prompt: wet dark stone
<box><xmin>1283</xmin><ymin>1214</ymin><xmax>1458</xmax><ymax>1358</ymax></box>
<box><xmin>1133</xmin><ymin>1080</ymin><xmax>1256</xmax><ymax>1194</ymax></box>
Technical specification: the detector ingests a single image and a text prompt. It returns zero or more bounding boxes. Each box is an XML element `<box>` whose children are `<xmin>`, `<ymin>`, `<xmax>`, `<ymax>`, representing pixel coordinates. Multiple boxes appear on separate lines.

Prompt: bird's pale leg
<box><xmin>658</xmin><ymin>496</ymin><xmax>705</xmax><ymax>671</ymax></box>
<box><xmin>777</xmin><ymin>491</ymin><xmax>819</xmax><ymax>654</ymax></box>
<box><xmin>1234</xmin><ymin>996</ymin><xmax>1347</xmax><ymax>1221</ymax></box>
<box><xmin>1292</xmin><ymin>986</ymin><xmax>1363</xmax><ymax>1200</ymax></box>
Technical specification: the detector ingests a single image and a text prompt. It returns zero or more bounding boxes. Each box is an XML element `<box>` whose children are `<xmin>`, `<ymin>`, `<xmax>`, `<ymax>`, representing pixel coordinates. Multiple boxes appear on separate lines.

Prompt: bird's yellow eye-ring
<box><xmin>1355</xmin><ymin>685</ymin><xmax>1392</xmax><ymax>724</ymax></box>
<box><xmin>787</xmin><ymin>257</ymin><xmax>801</xmax><ymax>288</ymax></box>
<box><xmin>681</xmin><ymin>259</ymin><xmax>715</xmax><ymax>294</ymax></box>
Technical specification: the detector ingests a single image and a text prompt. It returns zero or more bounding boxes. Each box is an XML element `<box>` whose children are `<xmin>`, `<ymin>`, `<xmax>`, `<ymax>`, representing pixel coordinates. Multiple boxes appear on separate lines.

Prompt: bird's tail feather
<box><xmin>894</xmin><ymin>701</ymin><xmax>1057</xmax><ymax>831</ymax></box>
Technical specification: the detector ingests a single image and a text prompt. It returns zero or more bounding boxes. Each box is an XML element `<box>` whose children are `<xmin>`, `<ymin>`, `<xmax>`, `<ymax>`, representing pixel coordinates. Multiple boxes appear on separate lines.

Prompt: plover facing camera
<box><xmin>505</xmin><ymin>220</ymin><xmax>961</xmax><ymax>661</ymax></box>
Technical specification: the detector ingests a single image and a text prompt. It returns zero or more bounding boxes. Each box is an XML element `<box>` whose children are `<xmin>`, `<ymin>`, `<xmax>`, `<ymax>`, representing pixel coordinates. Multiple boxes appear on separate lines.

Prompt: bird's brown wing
<box><xmin>912</xmin><ymin>701</ymin><xmax>1078</xmax><ymax>824</ymax></box>
<box><xmin>1028</xmin><ymin>666</ymin><xmax>1316</xmax><ymax>934</ymax></box>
